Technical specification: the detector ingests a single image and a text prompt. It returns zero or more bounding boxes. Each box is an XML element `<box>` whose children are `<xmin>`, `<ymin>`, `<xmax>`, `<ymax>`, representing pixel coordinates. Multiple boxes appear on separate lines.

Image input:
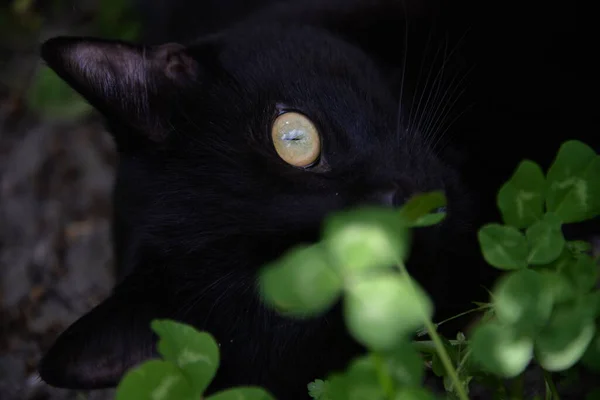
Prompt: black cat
<box><xmin>37</xmin><ymin>0</ymin><xmax>598</xmax><ymax>399</ymax></box>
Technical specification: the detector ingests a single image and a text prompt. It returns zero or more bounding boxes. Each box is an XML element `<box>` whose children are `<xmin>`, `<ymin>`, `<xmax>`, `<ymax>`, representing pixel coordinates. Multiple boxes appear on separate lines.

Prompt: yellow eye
<box><xmin>271</xmin><ymin>112</ymin><xmax>321</xmax><ymax>167</ymax></box>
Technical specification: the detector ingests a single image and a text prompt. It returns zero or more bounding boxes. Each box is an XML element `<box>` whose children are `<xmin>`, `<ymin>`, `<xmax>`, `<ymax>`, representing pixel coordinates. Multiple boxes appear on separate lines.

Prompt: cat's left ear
<box><xmin>38</xmin><ymin>286</ymin><xmax>169</xmax><ymax>389</ymax></box>
<box><xmin>40</xmin><ymin>37</ymin><xmax>200</xmax><ymax>141</ymax></box>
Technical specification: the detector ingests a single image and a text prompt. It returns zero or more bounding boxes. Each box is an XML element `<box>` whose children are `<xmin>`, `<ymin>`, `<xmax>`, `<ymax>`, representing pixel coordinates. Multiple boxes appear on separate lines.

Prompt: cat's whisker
<box><xmin>408</xmin><ymin>36</ymin><xmax>446</xmax><ymax>156</ymax></box>
<box><xmin>413</xmin><ymin>37</ymin><xmax>452</xmax><ymax>158</ymax></box>
<box><xmin>424</xmin><ymin>69</ymin><xmax>471</xmax><ymax>150</ymax></box>
<box><xmin>395</xmin><ymin>10</ymin><xmax>410</xmax><ymax>146</ymax></box>
<box><xmin>406</xmin><ymin>23</ymin><xmax>436</xmax><ymax>148</ymax></box>
<box><xmin>395</xmin><ymin>0</ymin><xmax>411</xmax><ymax>146</ymax></box>
<box><xmin>422</xmin><ymin>62</ymin><xmax>474</xmax><ymax>141</ymax></box>
<box><xmin>415</xmin><ymin>34</ymin><xmax>449</xmax><ymax>139</ymax></box>
<box><xmin>418</xmin><ymin>28</ymin><xmax>471</xmax><ymax>151</ymax></box>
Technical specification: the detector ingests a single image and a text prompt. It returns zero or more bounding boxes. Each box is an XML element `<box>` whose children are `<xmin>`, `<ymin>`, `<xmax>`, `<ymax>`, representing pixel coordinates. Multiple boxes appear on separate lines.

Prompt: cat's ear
<box><xmin>38</xmin><ymin>289</ymin><xmax>169</xmax><ymax>389</ymax></box>
<box><xmin>40</xmin><ymin>37</ymin><xmax>201</xmax><ymax>141</ymax></box>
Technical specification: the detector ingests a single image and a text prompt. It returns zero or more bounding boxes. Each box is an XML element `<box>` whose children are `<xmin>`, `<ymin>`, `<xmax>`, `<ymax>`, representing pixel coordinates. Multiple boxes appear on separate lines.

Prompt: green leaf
<box><xmin>384</xmin><ymin>341</ymin><xmax>425</xmax><ymax>386</ymax></box>
<box><xmin>115</xmin><ymin>360</ymin><xmax>195</xmax><ymax>400</ymax></box>
<box><xmin>28</xmin><ymin>67</ymin><xmax>92</xmax><ymax>120</ymax></box>
<box><xmin>392</xmin><ymin>387</ymin><xmax>437</xmax><ymax>400</ymax></box>
<box><xmin>546</xmin><ymin>247</ymin><xmax>575</xmax><ymax>273</ymax></box>
<box><xmin>431</xmin><ymin>353</ymin><xmax>445</xmax><ymax>377</ymax></box>
<box><xmin>470</xmin><ymin>322</ymin><xmax>533</xmax><ymax>378</ymax></box>
<box><xmin>443</xmin><ymin>374</ymin><xmax>473</xmax><ymax>398</ymax></box>
<box><xmin>344</xmin><ymin>357</ymin><xmax>386</xmax><ymax>400</ymax></box>
<box><xmin>308</xmin><ymin>379</ymin><xmax>329</xmax><ymax>400</ymax></box>
<box><xmin>525</xmin><ymin>212</ymin><xmax>565</xmax><ymax>265</ymax></box>
<box><xmin>497</xmin><ymin>160</ymin><xmax>546</xmax><ymax>229</ymax></box>
<box><xmin>581</xmin><ymin>328</ymin><xmax>600</xmax><ymax>372</ymax></box>
<box><xmin>259</xmin><ymin>244</ymin><xmax>342</xmax><ymax>316</ymax></box>
<box><xmin>543</xmin><ymin>250</ymin><xmax>599</xmax><ymax>301</ymax></box>
<box><xmin>206</xmin><ymin>387</ymin><xmax>276</xmax><ymax>400</ymax></box>
<box><xmin>478</xmin><ymin>224</ymin><xmax>528</xmax><ymax>270</ymax></box>
<box><xmin>323</xmin><ymin>207</ymin><xmax>410</xmax><ymax>274</ymax></box>
<box><xmin>314</xmin><ymin>357</ymin><xmax>390</xmax><ymax>400</ymax></box>
<box><xmin>567</xmin><ymin>240</ymin><xmax>593</xmax><ymax>254</ymax></box>
<box><xmin>322</xmin><ymin>373</ymin><xmax>349</xmax><ymax>400</ymax></box>
<box><xmin>493</xmin><ymin>269</ymin><xmax>554</xmax><ymax>333</ymax></box>
<box><xmin>151</xmin><ymin>320</ymin><xmax>219</xmax><ymax>394</ymax></box>
<box><xmin>562</xmin><ymin>254</ymin><xmax>599</xmax><ymax>292</ymax></box>
<box><xmin>410</xmin><ymin>212</ymin><xmax>446</xmax><ymax>227</ymax></box>
<box><xmin>546</xmin><ymin>140</ymin><xmax>600</xmax><ymax>223</ymax></box>
<box><xmin>344</xmin><ymin>273</ymin><xmax>433</xmax><ymax>350</ymax></box>
<box><xmin>581</xmin><ymin>290</ymin><xmax>600</xmax><ymax>318</ymax></box>
<box><xmin>430</xmin><ymin>336</ymin><xmax>458</xmax><ymax>378</ymax></box>
<box><xmin>538</xmin><ymin>270</ymin><xmax>576</xmax><ymax>305</ymax></box>
<box><xmin>399</xmin><ymin>191</ymin><xmax>447</xmax><ymax>225</ymax></box>
<box><xmin>535</xmin><ymin>305</ymin><xmax>596</xmax><ymax>371</ymax></box>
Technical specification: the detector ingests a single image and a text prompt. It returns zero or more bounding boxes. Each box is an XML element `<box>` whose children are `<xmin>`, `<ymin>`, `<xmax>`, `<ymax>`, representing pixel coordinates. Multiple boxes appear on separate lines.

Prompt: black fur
<box><xmin>37</xmin><ymin>0</ymin><xmax>598</xmax><ymax>399</ymax></box>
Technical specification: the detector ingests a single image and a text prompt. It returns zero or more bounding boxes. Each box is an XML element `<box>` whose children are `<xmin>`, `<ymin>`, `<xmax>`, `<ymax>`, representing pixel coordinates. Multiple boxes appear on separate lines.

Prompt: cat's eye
<box><xmin>271</xmin><ymin>112</ymin><xmax>321</xmax><ymax>167</ymax></box>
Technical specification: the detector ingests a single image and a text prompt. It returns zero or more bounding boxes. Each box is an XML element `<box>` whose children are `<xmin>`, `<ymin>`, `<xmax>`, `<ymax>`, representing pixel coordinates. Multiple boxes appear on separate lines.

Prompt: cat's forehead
<box><xmin>217</xmin><ymin>25</ymin><xmax>383</xmax><ymax>85</ymax></box>
<box><xmin>194</xmin><ymin>25</ymin><xmax>395</xmax><ymax>127</ymax></box>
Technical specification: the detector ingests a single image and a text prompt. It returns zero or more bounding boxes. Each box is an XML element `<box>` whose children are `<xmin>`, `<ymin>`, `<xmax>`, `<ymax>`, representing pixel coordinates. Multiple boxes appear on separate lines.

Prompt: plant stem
<box><xmin>545</xmin><ymin>380</ymin><xmax>552</xmax><ymax>400</ymax></box>
<box><xmin>373</xmin><ymin>353</ymin><xmax>395</xmax><ymax>399</ymax></box>
<box><xmin>510</xmin><ymin>374</ymin><xmax>524</xmax><ymax>400</ymax></box>
<box><xmin>543</xmin><ymin>369</ymin><xmax>561</xmax><ymax>400</ymax></box>
<box><xmin>435</xmin><ymin>305</ymin><xmax>492</xmax><ymax>329</ymax></box>
<box><xmin>413</xmin><ymin>340</ymin><xmax>461</xmax><ymax>354</ymax></box>
<box><xmin>455</xmin><ymin>348</ymin><xmax>472</xmax><ymax>376</ymax></box>
<box><xmin>396</xmin><ymin>260</ymin><xmax>470</xmax><ymax>400</ymax></box>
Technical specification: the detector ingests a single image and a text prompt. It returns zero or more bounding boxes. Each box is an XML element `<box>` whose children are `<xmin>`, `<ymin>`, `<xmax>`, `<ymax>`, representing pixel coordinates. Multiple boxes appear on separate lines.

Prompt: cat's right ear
<box><xmin>40</xmin><ymin>37</ymin><xmax>202</xmax><ymax>142</ymax></box>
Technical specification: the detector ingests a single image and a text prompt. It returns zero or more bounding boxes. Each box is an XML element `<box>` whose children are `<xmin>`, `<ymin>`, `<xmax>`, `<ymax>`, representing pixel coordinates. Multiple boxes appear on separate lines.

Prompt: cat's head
<box><xmin>38</xmin><ymin>1</ymin><xmax>479</xmax><ymax>390</ymax></box>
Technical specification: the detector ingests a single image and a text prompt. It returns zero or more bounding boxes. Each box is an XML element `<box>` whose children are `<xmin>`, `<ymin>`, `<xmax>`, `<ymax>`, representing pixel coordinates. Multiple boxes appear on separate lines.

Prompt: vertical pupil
<box><xmin>282</xmin><ymin>128</ymin><xmax>304</xmax><ymax>144</ymax></box>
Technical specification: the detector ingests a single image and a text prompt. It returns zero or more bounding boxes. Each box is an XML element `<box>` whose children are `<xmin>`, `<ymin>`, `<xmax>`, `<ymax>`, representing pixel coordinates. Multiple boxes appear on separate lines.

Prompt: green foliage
<box><xmin>151</xmin><ymin>320</ymin><xmax>220</xmax><ymax>394</ymax></box>
<box><xmin>323</xmin><ymin>207</ymin><xmax>410</xmax><ymax>274</ymax></box>
<box><xmin>398</xmin><ymin>191</ymin><xmax>447</xmax><ymax>227</ymax></box>
<box><xmin>308</xmin><ymin>379</ymin><xmax>329</xmax><ymax>400</ymax></box>
<box><xmin>546</xmin><ymin>141</ymin><xmax>600</xmax><ymax>223</ymax></box>
<box><xmin>206</xmin><ymin>388</ymin><xmax>276</xmax><ymax>400</ymax></box>
<box><xmin>478</xmin><ymin>224</ymin><xmax>529</xmax><ymax>270</ymax></box>
<box><xmin>497</xmin><ymin>160</ymin><xmax>546</xmax><ymax>228</ymax></box>
<box><xmin>116</xmin><ymin>140</ymin><xmax>599</xmax><ymax>399</ymax></box>
<box><xmin>115</xmin><ymin>320</ymin><xmax>274</xmax><ymax>400</ymax></box>
<box><xmin>471</xmin><ymin>140</ymin><xmax>600</xmax><ymax>384</ymax></box>
<box><xmin>470</xmin><ymin>322</ymin><xmax>533</xmax><ymax>377</ymax></box>
<box><xmin>534</xmin><ymin>304</ymin><xmax>596</xmax><ymax>372</ymax></box>
<box><xmin>344</xmin><ymin>273</ymin><xmax>432</xmax><ymax>350</ymax></box>
<box><xmin>525</xmin><ymin>213</ymin><xmax>565</xmax><ymax>265</ymax></box>
<box><xmin>492</xmin><ymin>269</ymin><xmax>553</xmax><ymax>333</ymax></box>
<box><xmin>116</xmin><ymin>360</ymin><xmax>196</xmax><ymax>400</ymax></box>
<box><xmin>260</xmin><ymin>244</ymin><xmax>342</xmax><ymax>317</ymax></box>
<box><xmin>27</xmin><ymin>67</ymin><xmax>93</xmax><ymax>119</ymax></box>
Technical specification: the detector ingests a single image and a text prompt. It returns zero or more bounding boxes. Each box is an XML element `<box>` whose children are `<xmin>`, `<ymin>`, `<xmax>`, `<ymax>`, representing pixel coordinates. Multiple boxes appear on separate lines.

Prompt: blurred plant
<box><xmin>116</xmin><ymin>320</ymin><xmax>275</xmax><ymax>400</ymax></box>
